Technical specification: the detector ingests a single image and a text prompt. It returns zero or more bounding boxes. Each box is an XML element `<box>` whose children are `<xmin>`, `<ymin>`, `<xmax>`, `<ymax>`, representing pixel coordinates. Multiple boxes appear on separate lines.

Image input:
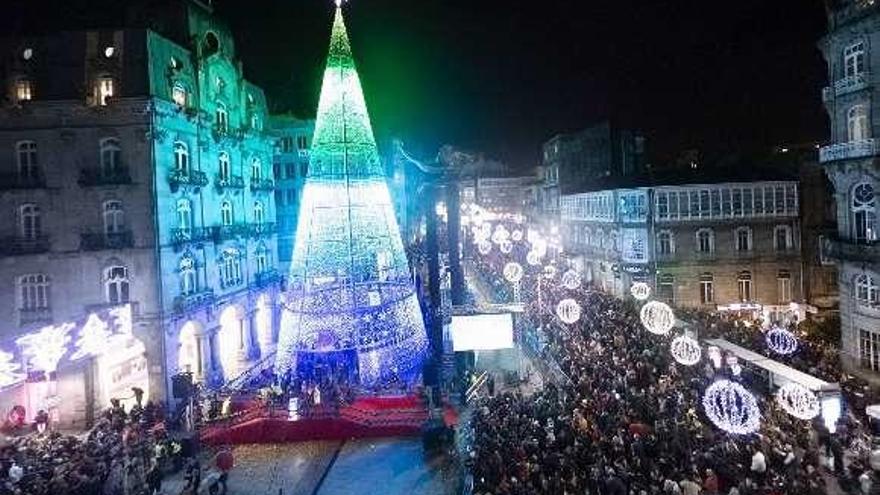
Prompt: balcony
<box><xmin>173</xmin><ymin>289</ymin><xmax>215</xmax><ymax>314</ymax></box>
<box><xmin>168</xmin><ymin>169</ymin><xmax>208</xmax><ymax>190</ymax></box>
<box><xmin>171</xmin><ymin>227</ymin><xmax>213</xmax><ymax>247</ymax></box>
<box><xmin>0</xmin><ymin>235</ymin><xmax>50</xmax><ymax>256</ymax></box>
<box><xmin>80</xmin><ymin>231</ymin><xmax>134</xmax><ymax>251</ymax></box>
<box><xmin>0</xmin><ymin>172</ymin><xmax>46</xmax><ymax>190</ymax></box>
<box><xmin>823</xmin><ymin>72</ymin><xmax>871</xmax><ymax>100</ymax></box>
<box><xmin>249</xmin><ymin>222</ymin><xmax>276</xmax><ymax>237</ymax></box>
<box><xmin>254</xmin><ymin>269</ymin><xmax>281</xmax><ymax>288</ymax></box>
<box><xmin>824</xmin><ymin>235</ymin><xmax>880</xmax><ymax>263</ymax></box>
<box><xmin>78</xmin><ymin>167</ymin><xmax>132</xmax><ymax>187</ymax></box>
<box><xmin>819</xmin><ymin>139</ymin><xmax>880</xmax><ymax>163</ymax></box>
<box><xmin>19</xmin><ymin>307</ymin><xmax>52</xmax><ymax>325</ymax></box>
<box><xmin>214</xmin><ymin>224</ymin><xmax>248</xmax><ymax>242</ymax></box>
<box><xmin>250</xmin><ymin>177</ymin><xmax>275</xmax><ymax>192</ymax></box>
<box><xmin>215</xmin><ymin>174</ymin><xmax>245</xmax><ymax>191</ymax></box>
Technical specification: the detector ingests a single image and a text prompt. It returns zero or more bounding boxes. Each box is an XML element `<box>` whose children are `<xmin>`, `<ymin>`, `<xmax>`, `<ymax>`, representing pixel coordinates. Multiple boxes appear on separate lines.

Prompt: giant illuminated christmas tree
<box><xmin>275</xmin><ymin>3</ymin><xmax>428</xmax><ymax>386</ymax></box>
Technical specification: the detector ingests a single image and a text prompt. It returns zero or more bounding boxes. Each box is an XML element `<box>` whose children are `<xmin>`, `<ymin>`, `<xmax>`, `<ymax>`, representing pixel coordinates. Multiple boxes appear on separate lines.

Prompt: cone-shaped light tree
<box><xmin>275</xmin><ymin>4</ymin><xmax>428</xmax><ymax>385</ymax></box>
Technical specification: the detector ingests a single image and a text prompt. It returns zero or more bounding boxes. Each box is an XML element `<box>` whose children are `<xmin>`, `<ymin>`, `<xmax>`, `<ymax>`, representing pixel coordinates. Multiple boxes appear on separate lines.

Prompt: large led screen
<box><xmin>450</xmin><ymin>313</ymin><xmax>514</xmax><ymax>352</ymax></box>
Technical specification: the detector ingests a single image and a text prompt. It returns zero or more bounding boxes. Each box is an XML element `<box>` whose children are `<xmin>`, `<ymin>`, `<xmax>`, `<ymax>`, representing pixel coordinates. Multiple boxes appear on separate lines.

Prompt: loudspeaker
<box><xmin>171</xmin><ymin>373</ymin><xmax>193</xmax><ymax>399</ymax></box>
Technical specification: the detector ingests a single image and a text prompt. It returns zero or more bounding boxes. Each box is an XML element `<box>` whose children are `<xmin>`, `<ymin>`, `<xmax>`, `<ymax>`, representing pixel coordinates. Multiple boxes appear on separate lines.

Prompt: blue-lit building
<box><xmin>271</xmin><ymin>116</ymin><xmax>315</xmax><ymax>276</ymax></box>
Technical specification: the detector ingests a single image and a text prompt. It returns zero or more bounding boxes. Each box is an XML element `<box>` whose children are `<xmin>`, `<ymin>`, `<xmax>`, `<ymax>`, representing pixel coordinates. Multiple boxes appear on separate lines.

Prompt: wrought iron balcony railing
<box><xmin>0</xmin><ymin>235</ymin><xmax>50</xmax><ymax>256</ymax></box>
<box><xmin>250</xmin><ymin>177</ymin><xmax>275</xmax><ymax>192</ymax></box>
<box><xmin>254</xmin><ymin>269</ymin><xmax>281</xmax><ymax>288</ymax></box>
<box><xmin>19</xmin><ymin>307</ymin><xmax>52</xmax><ymax>325</ymax></box>
<box><xmin>824</xmin><ymin>235</ymin><xmax>880</xmax><ymax>263</ymax></box>
<box><xmin>78</xmin><ymin>167</ymin><xmax>132</xmax><ymax>187</ymax></box>
<box><xmin>214</xmin><ymin>224</ymin><xmax>248</xmax><ymax>241</ymax></box>
<box><xmin>215</xmin><ymin>174</ymin><xmax>245</xmax><ymax>190</ymax></box>
<box><xmin>173</xmin><ymin>289</ymin><xmax>215</xmax><ymax>314</ymax></box>
<box><xmin>249</xmin><ymin>222</ymin><xmax>276</xmax><ymax>237</ymax></box>
<box><xmin>171</xmin><ymin>227</ymin><xmax>213</xmax><ymax>246</ymax></box>
<box><xmin>168</xmin><ymin>169</ymin><xmax>209</xmax><ymax>189</ymax></box>
<box><xmin>0</xmin><ymin>172</ymin><xmax>46</xmax><ymax>190</ymax></box>
<box><xmin>825</xmin><ymin>71</ymin><xmax>871</xmax><ymax>99</ymax></box>
<box><xmin>819</xmin><ymin>139</ymin><xmax>880</xmax><ymax>163</ymax></box>
<box><xmin>80</xmin><ymin>231</ymin><xmax>134</xmax><ymax>251</ymax></box>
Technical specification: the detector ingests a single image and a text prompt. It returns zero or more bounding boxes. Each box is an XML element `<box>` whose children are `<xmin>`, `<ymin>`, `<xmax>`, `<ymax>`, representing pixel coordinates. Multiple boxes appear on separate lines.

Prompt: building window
<box><xmin>15</xmin><ymin>79</ymin><xmax>33</xmax><ymax>103</ymax></box>
<box><xmin>251</xmin><ymin>158</ymin><xmax>262</xmax><ymax>180</ymax></box>
<box><xmin>179</xmin><ymin>255</ymin><xmax>198</xmax><ymax>295</ymax></box>
<box><xmin>285</xmin><ymin>163</ymin><xmax>296</xmax><ymax>179</ymax></box>
<box><xmin>777</xmin><ymin>270</ymin><xmax>792</xmax><ymax>304</ymax></box>
<box><xmin>738</xmin><ymin>271</ymin><xmax>753</xmax><ymax>302</ymax></box>
<box><xmin>860</xmin><ymin>329</ymin><xmax>880</xmax><ymax>371</ymax></box>
<box><xmin>845</xmin><ymin>41</ymin><xmax>866</xmax><ymax>78</ymax></box>
<box><xmin>297</xmin><ymin>135</ymin><xmax>308</xmax><ymax>150</ymax></box>
<box><xmin>96</xmin><ymin>77</ymin><xmax>115</xmax><ymax>106</ymax></box>
<box><xmin>19</xmin><ymin>274</ymin><xmax>49</xmax><ymax>311</ymax></box>
<box><xmin>856</xmin><ymin>273</ymin><xmax>879</xmax><ymax>309</ymax></box>
<box><xmin>656</xmin><ymin>230</ymin><xmax>674</xmax><ymax>256</ymax></box>
<box><xmin>16</xmin><ymin>141</ymin><xmax>39</xmax><ymax>181</ymax></box>
<box><xmin>174</xmin><ymin>142</ymin><xmax>189</xmax><ymax>173</ymax></box>
<box><xmin>255</xmin><ymin>244</ymin><xmax>269</xmax><ymax>274</ymax></box>
<box><xmin>105</xmin><ymin>265</ymin><xmax>130</xmax><ymax>304</ymax></box>
<box><xmin>215</xmin><ymin>102</ymin><xmax>228</xmax><ymax>133</ymax></box>
<box><xmin>254</xmin><ymin>201</ymin><xmax>265</xmax><ymax>224</ymax></box>
<box><xmin>300</xmin><ymin>163</ymin><xmax>308</xmax><ymax>178</ymax></box>
<box><xmin>852</xmin><ymin>183</ymin><xmax>877</xmax><ymax>244</ymax></box>
<box><xmin>218</xmin><ymin>152</ymin><xmax>230</xmax><ymax>180</ymax></box>
<box><xmin>251</xmin><ymin>114</ymin><xmax>261</xmax><ymax>130</ymax></box>
<box><xmin>735</xmin><ymin>227</ymin><xmax>752</xmax><ymax>252</ymax></box>
<box><xmin>281</xmin><ymin>137</ymin><xmax>294</xmax><ymax>153</ymax></box>
<box><xmin>848</xmin><ymin>104</ymin><xmax>870</xmax><ymax>142</ymax></box>
<box><xmin>100</xmin><ymin>138</ymin><xmax>121</xmax><ymax>176</ymax></box>
<box><xmin>594</xmin><ymin>228</ymin><xmax>604</xmax><ymax>248</ymax></box>
<box><xmin>583</xmin><ymin>227</ymin><xmax>592</xmax><ymax>247</ymax></box>
<box><xmin>657</xmin><ymin>274</ymin><xmax>674</xmax><ymax>304</ymax></box>
<box><xmin>221</xmin><ymin>200</ymin><xmax>234</xmax><ymax>226</ymax></box>
<box><xmin>19</xmin><ymin>203</ymin><xmax>41</xmax><ymax>240</ymax></box>
<box><xmin>103</xmin><ymin>200</ymin><xmax>125</xmax><ymax>234</ymax></box>
<box><xmin>696</xmin><ymin>228</ymin><xmax>714</xmax><ymax>253</ymax></box>
<box><xmin>172</xmin><ymin>83</ymin><xmax>187</xmax><ymax>107</ymax></box>
<box><xmin>177</xmin><ymin>198</ymin><xmax>192</xmax><ymax>231</ymax></box>
<box><xmin>700</xmin><ymin>273</ymin><xmax>714</xmax><ymax>305</ymax></box>
<box><xmin>220</xmin><ymin>249</ymin><xmax>242</xmax><ymax>288</ymax></box>
<box><xmin>774</xmin><ymin>225</ymin><xmax>793</xmax><ymax>251</ymax></box>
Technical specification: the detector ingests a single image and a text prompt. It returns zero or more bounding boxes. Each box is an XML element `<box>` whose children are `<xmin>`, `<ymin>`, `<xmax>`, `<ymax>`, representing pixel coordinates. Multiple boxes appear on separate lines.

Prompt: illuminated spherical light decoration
<box><xmin>670</xmin><ymin>335</ymin><xmax>701</xmax><ymax>366</ymax></box>
<box><xmin>480</xmin><ymin>223</ymin><xmax>492</xmax><ymax>239</ymax></box>
<box><xmin>543</xmin><ymin>265</ymin><xmax>557</xmax><ymax>279</ymax></box>
<box><xmin>702</xmin><ymin>379</ymin><xmax>761</xmax><ymax>435</ymax></box>
<box><xmin>561</xmin><ymin>270</ymin><xmax>581</xmax><ymax>290</ymax></box>
<box><xmin>630</xmin><ymin>282</ymin><xmax>651</xmax><ymax>301</ymax></box>
<box><xmin>503</xmin><ymin>262</ymin><xmax>524</xmax><ymax>283</ymax></box>
<box><xmin>526</xmin><ymin>251</ymin><xmax>542</xmax><ymax>266</ymax></box>
<box><xmin>478</xmin><ymin>241</ymin><xmax>492</xmax><ymax>255</ymax></box>
<box><xmin>511</xmin><ymin>230</ymin><xmax>523</xmax><ymax>242</ymax></box>
<box><xmin>765</xmin><ymin>326</ymin><xmax>798</xmax><ymax>356</ymax></box>
<box><xmin>491</xmin><ymin>225</ymin><xmax>510</xmax><ymax>245</ymax></box>
<box><xmin>556</xmin><ymin>298</ymin><xmax>582</xmax><ymax>325</ymax></box>
<box><xmin>499</xmin><ymin>240</ymin><xmax>513</xmax><ymax>254</ymax></box>
<box><xmin>639</xmin><ymin>301</ymin><xmax>675</xmax><ymax>335</ymax></box>
<box><xmin>776</xmin><ymin>383</ymin><xmax>820</xmax><ymax>420</ymax></box>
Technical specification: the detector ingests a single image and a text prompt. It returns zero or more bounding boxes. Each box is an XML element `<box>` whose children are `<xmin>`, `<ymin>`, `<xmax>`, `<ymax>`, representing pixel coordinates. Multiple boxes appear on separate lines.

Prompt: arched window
<box><xmin>255</xmin><ymin>243</ymin><xmax>269</xmax><ymax>274</ymax></box>
<box><xmin>215</xmin><ymin>102</ymin><xmax>228</xmax><ymax>133</ymax></box>
<box><xmin>176</xmin><ymin>198</ymin><xmax>192</xmax><ymax>231</ymax></box>
<box><xmin>852</xmin><ymin>183</ymin><xmax>877</xmax><ymax>244</ymax></box>
<box><xmin>253</xmin><ymin>201</ymin><xmax>265</xmax><ymax>224</ymax></box>
<box><xmin>221</xmin><ymin>200</ymin><xmax>234</xmax><ymax>226</ymax></box>
<box><xmin>16</xmin><ymin>141</ymin><xmax>38</xmax><ymax>180</ymax></box>
<box><xmin>18</xmin><ymin>274</ymin><xmax>49</xmax><ymax>310</ymax></box>
<box><xmin>594</xmin><ymin>228</ymin><xmax>604</xmax><ymax>248</ymax></box>
<box><xmin>218</xmin><ymin>151</ymin><xmax>230</xmax><ymax>180</ymax></box>
<box><xmin>251</xmin><ymin>157</ymin><xmax>262</xmax><ymax>180</ymax></box>
<box><xmin>583</xmin><ymin>227</ymin><xmax>592</xmax><ymax>247</ymax></box>
<box><xmin>700</xmin><ymin>273</ymin><xmax>714</xmax><ymax>305</ymax></box>
<box><xmin>848</xmin><ymin>104</ymin><xmax>870</xmax><ymax>142</ymax></box>
<box><xmin>774</xmin><ymin>225</ymin><xmax>793</xmax><ymax>251</ymax></box>
<box><xmin>179</xmin><ymin>254</ymin><xmax>197</xmax><ymax>295</ymax></box>
<box><xmin>105</xmin><ymin>265</ymin><xmax>130</xmax><ymax>304</ymax></box>
<box><xmin>734</xmin><ymin>226</ymin><xmax>752</xmax><ymax>252</ymax></box>
<box><xmin>100</xmin><ymin>138</ymin><xmax>121</xmax><ymax>176</ymax></box>
<box><xmin>656</xmin><ymin>230</ymin><xmax>674</xmax><ymax>256</ymax></box>
<box><xmin>696</xmin><ymin>228</ymin><xmax>714</xmax><ymax>254</ymax></box>
<box><xmin>220</xmin><ymin>248</ymin><xmax>242</xmax><ymax>288</ymax></box>
<box><xmin>19</xmin><ymin>203</ymin><xmax>41</xmax><ymax>239</ymax></box>
<box><xmin>610</xmin><ymin>230</ymin><xmax>619</xmax><ymax>252</ymax></box>
<box><xmin>845</xmin><ymin>40</ymin><xmax>866</xmax><ymax>78</ymax></box>
<box><xmin>856</xmin><ymin>273</ymin><xmax>879</xmax><ymax>309</ymax></box>
<box><xmin>172</xmin><ymin>82</ymin><xmax>187</xmax><ymax>107</ymax></box>
<box><xmin>96</xmin><ymin>76</ymin><xmax>114</xmax><ymax>106</ymax></box>
<box><xmin>173</xmin><ymin>142</ymin><xmax>189</xmax><ymax>173</ymax></box>
<box><xmin>738</xmin><ymin>271</ymin><xmax>753</xmax><ymax>302</ymax></box>
<box><xmin>103</xmin><ymin>200</ymin><xmax>124</xmax><ymax>234</ymax></box>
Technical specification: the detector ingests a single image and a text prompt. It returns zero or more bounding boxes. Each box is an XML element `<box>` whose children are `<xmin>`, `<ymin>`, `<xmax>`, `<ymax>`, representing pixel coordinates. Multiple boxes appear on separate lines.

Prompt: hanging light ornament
<box><xmin>543</xmin><ymin>265</ymin><xmax>557</xmax><ymax>279</ymax></box>
<box><xmin>630</xmin><ymin>282</ymin><xmax>651</xmax><ymax>301</ymax></box>
<box><xmin>702</xmin><ymin>379</ymin><xmax>762</xmax><ymax>435</ymax></box>
<box><xmin>640</xmin><ymin>301</ymin><xmax>675</xmax><ymax>336</ymax></box>
<box><xmin>766</xmin><ymin>326</ymin><xmax>798</xmax><ymax>355</ymax></box>
<box><xmin>670</xmin><ymin>335</ymin><xmax>701</xmax><ymax>366</ymax></box>
<box><xmin>777</xmin><ymin>382</ymin><xmax>821</xmax><ymax>420</ymax></box>
<box><xmin>511</xmin><ymin>230</ymin><xmax>523</xmax><ymax>242</ymax></box>
<box><xmin>561</xmin><ymin>270</ymin><xmax>581</xmax><ymax>290</ymax></box>
<box><xmin>500</xmin><ymin>240</ymin><xmax>513</xmax><ymax>254</ymax></box>
<box><xmin>526</xmin><ymin>251</ymin><xmax>542</xmax><ymax>266</ymax></box>
<box><xmin>478</xmin><ymin>241</ymin><xmax>492</xmax><ymax>255</ymax></box>
<box><xmin>491</xmin><ymin>225</ymin><xmax>509</xmax><ymax>245</ymax></box>
<box><xmin>556</xmin><ymin>298</ymin><xmax>582</xmax><ymax>325</ymax></box>
<box><xmin>503</xmin><ymin>262</ymin><xmax>524</xmax><ymax>283</ymax></box>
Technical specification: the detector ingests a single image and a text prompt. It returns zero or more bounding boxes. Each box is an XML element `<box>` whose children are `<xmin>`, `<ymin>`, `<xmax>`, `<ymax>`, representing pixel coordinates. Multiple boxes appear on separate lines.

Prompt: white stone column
<box><xmin>236</xmin><ymin>316</ymin><xmax>251</xmax><ymax>374</ymax></box>
<box><xmin>196</xmin><ymin>332</ymin><xmax>211</xmax><ymax>383</ymax></box>
<box><xmin>257</xmin><ymin>302</ymin><xmax>275</xmax><ymax>357</ymax></box>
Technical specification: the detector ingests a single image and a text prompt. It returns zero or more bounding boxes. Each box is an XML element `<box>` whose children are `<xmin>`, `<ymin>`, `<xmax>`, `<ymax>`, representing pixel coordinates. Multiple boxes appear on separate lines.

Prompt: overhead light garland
<box><xmin>702</xmin><ymin>379</ymin><xmax>761</xmax><ymax>435</ymax></box>
<box><xmin>670</xmin><ymin>335</ymin><xmax>701</xmax><ymax>366</ymax></box>
<box><xmin>640</xmin><ymin>301</ymin><xmax>675</xmax><ymax>335</ymax></box>
<box><xmin>503</xmin><ymin>262</ymin><xmax>524</xmax><ymax>283</ymax></box>
<box><xmin>765</xmin><ymin>326</ymin><xmax>798</xmax><ymax>356</ymax></box>
<box><xmin>71</xmin><ymin>313</ymin><xmax>115</xmax><ymax>360</ymax></box>
<box><xmin>776</xmin><ymin>382</ymin><xmax>820</xmax><ymax>420</ymax></box>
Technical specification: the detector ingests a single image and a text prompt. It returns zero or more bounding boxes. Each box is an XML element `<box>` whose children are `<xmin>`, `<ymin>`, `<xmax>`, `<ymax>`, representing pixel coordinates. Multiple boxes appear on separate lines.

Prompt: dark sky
<box><xmin>5</xmin><ymin>0</ymin><xmax>831</xmax><ymax>168</ymax></box>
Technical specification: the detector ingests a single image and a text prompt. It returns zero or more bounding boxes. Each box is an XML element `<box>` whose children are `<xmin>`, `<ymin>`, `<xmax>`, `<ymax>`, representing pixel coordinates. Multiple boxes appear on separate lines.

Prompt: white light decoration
<box><xmin>491</xmin><ymin>225</ymin><xmax>510</xmax><ymax>245</ymax></box>
<box><xmin>71</xmin><ymin>313</ymin><xmax>114</xmax><ymax>360</ymax></box>
<box><xmin>503</xmin><ymin>262</ymin><xmax>524</xmax><ymax>284</ymax></box>
<box><xmin>702</xmin><ymin>379</ymin><xmax>761</xmax><ymax>435</ymax></box>
<box><xmin>639</xmin><ymin>301</ymin><xmax>675</xmax><ymax>336</ymax></box>
<box><xmin>561</xmin><ymin>270</ymin><xmax>581</xmax><ymax>290</ymax></box>
<box><xmin>822</xmin><ymin>396</ymin><xmax>842</xmax><ymax>433</ymax></box>
<box><xmin>0</xmin><ymin>350</ymin><xmax>24</xmax><ymax>388</ymax></box>
<box><xmin>707</xmin><ymin>345</ymin><xmax>723</xmax><ymax>369</ymax></box>
<box><xmin>480</xmin><ymin>223</ymin><xmax>493</xmax><ymax>239</ymax></box>
<box><xmin>499</xmin><ymin>240</ymin><xmax>513</xmax><ymax>254</ymax></box>
<box><xmin>670</xmin><ymin>335</ymin><xmax>701</xmax><ymax>366</ymax></box>
<box><xmin>776</xmin><ymin>383</ymin><xmax>820</xmax><ymax>420</ymax></box>
<box><xmin>630</xmin><ymin>282</ymin><xmax>651</xmax><ymax>301</ymax></box>
<box><xmin>556</xmin><ymin>298</ymin><xmax>582</xmax><ymax>325</ymax></box>
<box><xmin>511</xmin><ymin>230</ymin><xmax>523</xmax><ymax>242</ymax></box>
<box><xmin>543</xmin><ymin>265</ymin><xmax>557</xmax><ymax>279</ymax></box>
<box><xmin>478</xmin><ymin>241</ymin><xmax>492</xmax><ymax>255</ymax></box>
<box><xmin>526</xmin><ymin>251</ymin><xmax>542</xmax><ymax>266</ymax></box>
<box><xmin>16</xmin><ymin>323</ymin><xmax>74</xmax><ymax>374</ymax></box>
<box><xmin>765</xmin><ymin>326</ymin><xmax>798</xmax><ymax>355</ymax></box>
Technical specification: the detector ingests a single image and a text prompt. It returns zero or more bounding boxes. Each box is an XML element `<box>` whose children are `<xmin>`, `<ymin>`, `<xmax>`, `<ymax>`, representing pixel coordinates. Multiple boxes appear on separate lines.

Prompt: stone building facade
<box><xmin>818</xmin><ymin>0</ymin><xmax>880</xmax><ymax>380</ymax></box>
<box><xmin>270</xmin><ymin>115</ymin><xmax>313</xmax><ymax>277</ymax></box>
<box><xmin>0</xmin><ymin>0</ymin><xmax>281</xmax><ymax>425</ymax></box>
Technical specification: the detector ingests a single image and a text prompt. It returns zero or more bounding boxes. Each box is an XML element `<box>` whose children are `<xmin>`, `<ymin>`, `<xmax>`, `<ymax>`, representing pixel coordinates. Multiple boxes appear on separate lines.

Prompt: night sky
<box><xmin>6</xmin><ymin>0</ymin><xmax>830</xmax><ymax>168</ymax></box>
